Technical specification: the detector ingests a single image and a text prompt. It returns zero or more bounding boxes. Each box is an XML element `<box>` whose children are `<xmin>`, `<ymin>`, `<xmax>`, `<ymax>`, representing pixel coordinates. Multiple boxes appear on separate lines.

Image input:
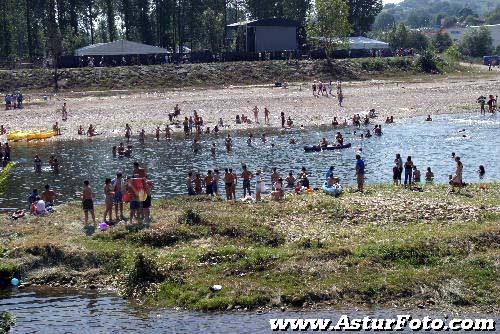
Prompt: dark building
<box><xmin>226</xmin><ymin>18</ymin><xmax>300</xmax><ymax>53</ymax></box>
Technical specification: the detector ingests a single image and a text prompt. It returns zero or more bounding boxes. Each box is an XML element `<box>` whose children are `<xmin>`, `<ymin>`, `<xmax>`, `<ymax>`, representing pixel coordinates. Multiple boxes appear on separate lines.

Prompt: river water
<box><xmin>1</xmin><ymin>288</ymin><xmax>494</xmax><ymax>333</ymax></box>
<box><xmin>1</xmin><ymin>113</ymin><xmax>499</xmax><ymax>210</ymax></box>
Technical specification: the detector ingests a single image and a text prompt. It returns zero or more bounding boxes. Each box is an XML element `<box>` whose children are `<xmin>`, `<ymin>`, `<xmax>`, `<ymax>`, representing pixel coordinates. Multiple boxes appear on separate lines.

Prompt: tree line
<box><xmin>0</xmin><ymin>0</ymin><xmax>382</xmax><ymax>61</ymax></box>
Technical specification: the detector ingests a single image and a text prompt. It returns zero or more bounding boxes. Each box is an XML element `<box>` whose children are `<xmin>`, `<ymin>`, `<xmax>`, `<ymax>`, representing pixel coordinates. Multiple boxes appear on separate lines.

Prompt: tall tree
<box><xmin>105</xmin><ymin>0</ymin><xmax>117</xmax><ymax>41</ymax></box>
<box><xmin>0</xmin><ymin>0</ymin><xmax>13</xmax><ymax>57</ymax></box>
<box><xmin>347</xmin><ymin>0</ymin><xmax>382</xmax><ymax>35</ymax></box>
<box><xmin>46</xmin><ymin>0</ymin><xmax>63</xmax><ymax>89</ymax></box>
<box><xmin>136</xmin><ymin>0</ymin><xmax>153</xmax><ymax>44</ymax></box>
<box><xmin>459</xmin><ymin>27</ymin><xmax>493</xmax><ymax>57</ymax></box>
<box><xmin>308</xmin><ymin>0</ymin><xmax>351</xmax><ymax>58</ymax></box>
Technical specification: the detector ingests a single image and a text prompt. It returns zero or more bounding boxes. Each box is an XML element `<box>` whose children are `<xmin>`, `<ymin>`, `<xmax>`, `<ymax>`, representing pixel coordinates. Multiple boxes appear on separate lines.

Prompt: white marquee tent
<box><xmin>348</xmin><ymin>36</ymin><xmax>390</xmax><ymax>50</ymax></box>
<box><xmin>313</xmin><ymin>36</ymin><xmax>390</xmax><ymax>50</ymax></box>
<box><xmin>75</xmin><ymin>40</ymin><xmax>168</xmax><ymax>56</ymax></box>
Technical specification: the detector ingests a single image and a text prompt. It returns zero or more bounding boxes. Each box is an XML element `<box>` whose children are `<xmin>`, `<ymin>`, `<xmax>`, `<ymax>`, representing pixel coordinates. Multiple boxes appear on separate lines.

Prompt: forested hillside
<box><xmin>374</xmin><ymin>0</ymin><xmax>499</xmax><ymax>30</ymax></box>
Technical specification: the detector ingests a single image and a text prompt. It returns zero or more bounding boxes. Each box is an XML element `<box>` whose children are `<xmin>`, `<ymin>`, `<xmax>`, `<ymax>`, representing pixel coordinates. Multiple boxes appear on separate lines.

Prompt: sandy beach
<box><xmin>2</xmin><ymin>74</ymin><xmax>499</xmax><ymax>141</ymax></box>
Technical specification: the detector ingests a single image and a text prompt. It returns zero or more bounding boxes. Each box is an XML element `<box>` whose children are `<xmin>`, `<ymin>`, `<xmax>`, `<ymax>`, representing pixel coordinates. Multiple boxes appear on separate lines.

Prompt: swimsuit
<box><xmin>82</xmin><ymin>199</ymin><xmax>94</xmax><ymax>211</ymax></box>
<box><xmin>113</xmin><ymin>191</ymin><xmax>123</xmax><ymax>203</ymax></box>
<box><xmin>142</xmin><ymin>195</ymin><xmax>152</xmax><ymax>209</ymax></box>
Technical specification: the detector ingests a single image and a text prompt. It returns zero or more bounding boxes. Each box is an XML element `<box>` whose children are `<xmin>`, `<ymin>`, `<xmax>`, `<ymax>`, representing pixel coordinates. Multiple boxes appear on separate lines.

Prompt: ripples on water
<box><xmin>0</xmin><ymin>288</ymin><xmax>482</xmax><ymax>334</ymax></box>
<box><xmin>1</xmin><ymin>113</ymin><xmax>499</xmax><ymax>210</ymax></box>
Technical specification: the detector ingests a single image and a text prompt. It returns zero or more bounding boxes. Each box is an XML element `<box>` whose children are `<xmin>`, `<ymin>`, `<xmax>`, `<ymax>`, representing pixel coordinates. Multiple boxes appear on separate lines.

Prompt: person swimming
<box><xmin>426</xmin><ymin>115</ymin><xmax>432</xmax><ymax>121</ymax></box>
<box><xmin>335</xmin><ymin>132</ymin><xmax>344</xmax><ymax>146</ymax></box>
<box><xmin>478</xmin><ymin>165</ymin><xmax>485</xmax><ymax>179</ymax></box>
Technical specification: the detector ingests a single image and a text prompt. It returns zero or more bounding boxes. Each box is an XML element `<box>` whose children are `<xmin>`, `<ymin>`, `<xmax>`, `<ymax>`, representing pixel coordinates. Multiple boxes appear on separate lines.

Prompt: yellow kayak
<box><xmin>7</xmin><ymin>130</ymin><xmax>56</xmax><ymax>141</ymax></box>
<box><xmin>7</xmin><ymin>131</ymin><xmax>30</xmax><ymax>141</ymax></box>
<box><xmin>27</xmin><ymin>130</ymin><xmax>56</xmax><ymax>141</ymax></box>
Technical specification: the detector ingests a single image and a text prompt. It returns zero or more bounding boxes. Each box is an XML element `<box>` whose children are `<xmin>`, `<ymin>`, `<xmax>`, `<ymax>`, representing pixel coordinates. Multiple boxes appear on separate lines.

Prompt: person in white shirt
<box><xmin>36</xmin><ymin>199</ymin><xmax>47</xmax><ymax>215</ymax></box>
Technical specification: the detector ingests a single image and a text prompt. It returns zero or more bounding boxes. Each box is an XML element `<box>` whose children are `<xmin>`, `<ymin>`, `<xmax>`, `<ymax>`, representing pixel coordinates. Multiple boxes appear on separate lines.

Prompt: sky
<box><xmin>383</xmin><ymin>0</ymin><xmax>404</xmax><ymax>4</ymax></box>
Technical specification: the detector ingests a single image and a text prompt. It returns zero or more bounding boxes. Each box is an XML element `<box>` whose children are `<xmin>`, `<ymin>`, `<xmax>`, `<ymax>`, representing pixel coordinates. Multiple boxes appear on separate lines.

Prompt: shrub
<box><xmin>414</xmin><ymin>49</ymin><xmax>440</xmax><ymax>73</ymax></box>
<box><xmin>0</xmin><ymin>312</ymin><xmax>14</xmax><ymax>334</ymax></box>
<box><xmin>459</xmin><ymin>27</ymin><xmax>494</xmax><ymax>57</ymax></box>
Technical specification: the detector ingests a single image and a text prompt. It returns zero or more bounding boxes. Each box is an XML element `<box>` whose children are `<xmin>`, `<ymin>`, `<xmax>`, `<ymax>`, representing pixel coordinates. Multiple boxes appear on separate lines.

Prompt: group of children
<box><xmin>33</xmin><ymin>155</ymin><xmax>59</xmax><ymax>173</ymax></box>
<box><xmin>28</xmin><ymin>185</ymin><xmax>57</xmax><ymax>216</ymax></box>
<box><xmin>186</xmin><ymin>165</ymin><xmax>315</xmax><ymax>202</ymax></box>
<box><xmin>477</xmin><ymin>95</ymin><xmax>497</xmax><ymax>114</ymax></box>
<box><xmin>77</xmin><ymin>124</ymin><xmax>97</xmax><ymax>136</ymax></box>
<box><xmin>391</xmin><ymin>152</ymin><xmax>485</xmax><ymax>192</ymax></box>
<box><xmin>312</xmin><ymin>80</ymin><xmax>344</xmax><ymax>106</ymax></box>
<box><xmin>4</xmin><ymin>92</ymin><xmax>23</xmax><ymax>110</ymax></box>
<box><xmin>392</xmin><ymin>154</ymin><xmax>429</xmax><ymax>189</ymax></box>
<box><xmin>112</xmin><ymin>142</ymin><xmax>134</xmax><ymax>157</ymax></box>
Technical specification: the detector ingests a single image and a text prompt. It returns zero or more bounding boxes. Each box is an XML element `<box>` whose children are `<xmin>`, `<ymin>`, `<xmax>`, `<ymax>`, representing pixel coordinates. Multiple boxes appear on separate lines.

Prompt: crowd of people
<box><xmin>185</xmin><ymin>164</ymin><xmax>326</xmax><ymax>202</ymax></box>
<box><xmin>1</xmin><ymin>81</ymin><xmax>495</xmax><ymax>229</ymax></box>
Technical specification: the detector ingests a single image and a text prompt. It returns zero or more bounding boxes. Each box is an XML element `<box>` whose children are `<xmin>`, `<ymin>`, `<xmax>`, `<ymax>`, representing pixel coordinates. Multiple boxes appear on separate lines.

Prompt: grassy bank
<box><xmin>0</xmin><ymin>57</ymin><xmax>469</xmax><ymax>92</ymax></box>
<box><xmin>0</xmin><ymin>312</ymin><xmax>14</xmax><ymax>334</ymax></box>
<box><xmin>0</xmin><ymin>183</ymin><xmax>498</xmax><ymax>313</ymax></box>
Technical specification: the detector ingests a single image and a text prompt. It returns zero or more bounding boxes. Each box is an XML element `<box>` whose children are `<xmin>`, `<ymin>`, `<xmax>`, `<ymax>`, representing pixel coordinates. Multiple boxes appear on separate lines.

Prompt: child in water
<box><xmin>425</xmin><ymin>167</ymin><xmax>434</xmax><ymax>182</ymax></box>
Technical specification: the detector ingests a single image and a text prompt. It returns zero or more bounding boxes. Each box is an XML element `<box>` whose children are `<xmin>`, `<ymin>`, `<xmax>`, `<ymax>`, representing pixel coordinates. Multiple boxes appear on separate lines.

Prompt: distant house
<box><xmin>75</xmin><ymin>40</ymin><xmax>168</xmax><ymax>56</ymax></box>
<box><xmin>226</xmin><ymin>18</ymin><xmax>300</xmax><ymax>53</ymax></box>
<box><xmin>445</xmin><ymin>24</ymin><xmax>500</xmax><ymax>49</ymax></box>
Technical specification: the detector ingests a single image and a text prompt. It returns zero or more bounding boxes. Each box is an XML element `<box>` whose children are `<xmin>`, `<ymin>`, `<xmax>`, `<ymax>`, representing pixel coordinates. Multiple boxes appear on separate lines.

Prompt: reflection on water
<box><xmin>0</xmin><ymin>288</ymin><xmax>484</xmax><ymax>334</ymax></box>
<box><xmin>1</xmin><ymin>113</ymin><xmax>499</xmax><ymax>210</ymax></box>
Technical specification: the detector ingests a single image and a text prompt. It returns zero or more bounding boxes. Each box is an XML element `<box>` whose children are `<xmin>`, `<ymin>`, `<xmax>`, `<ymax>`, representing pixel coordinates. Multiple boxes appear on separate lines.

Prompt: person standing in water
<box><xmin>125</xmin><ymin>124</ymin><xmax>132</xmax><ymax>142</ymax></box>
<box><xmin>165</xmin><ymin>125</ymin><xmax>171</xmax><ymax>140</ymax></box>
<box><xmin>225</xmin><ymin>134</ymin><xmax>232</xmax><ymax>152</ymax></box>
<box><xmin>34</xmin><ymin>155</ymin><xmax>42</xmax><ymax>173</ymax></box>
<box><xmin>139</xmin><ymin>129</ymin><xmax>146</xmax><ymax>143</ymax></box>
<box><xmin>155</xmin><ymin>126</ymin><xmax>161</xmax><ymax>141</ymax></box>
<box><xmin>264</xmin><ymin>107</ymin><xmax>270</xmax><ymax>125</ymax></box>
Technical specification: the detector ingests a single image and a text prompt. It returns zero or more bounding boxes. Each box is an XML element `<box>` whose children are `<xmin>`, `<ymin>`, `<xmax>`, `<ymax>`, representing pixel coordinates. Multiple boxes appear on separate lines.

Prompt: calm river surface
<box><xmin>1</xmin><ymin>113</ymin><xmax>499</xmax><ymax>210</ymax></box>
<box><xmin>1</xmin><ymin>288</ymin><xmax>495</xmax><ymax>333</ymax></box>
